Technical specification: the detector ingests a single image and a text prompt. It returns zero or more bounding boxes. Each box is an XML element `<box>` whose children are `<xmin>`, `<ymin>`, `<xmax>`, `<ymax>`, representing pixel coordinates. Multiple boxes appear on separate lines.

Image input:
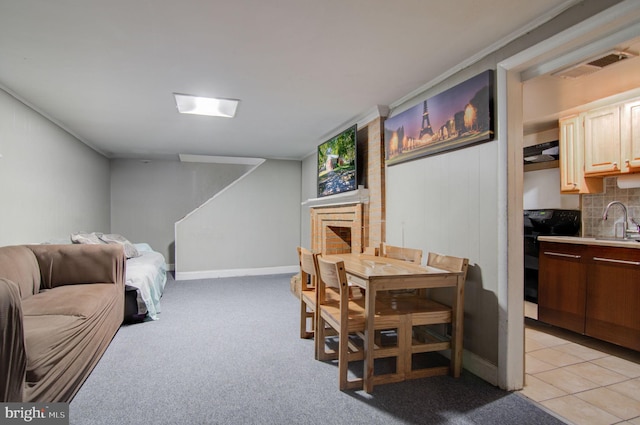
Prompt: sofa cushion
<box><xmin>0</xmin><ymin>246</ymin><xmax>40</xmax><ymax>299</ymax></box>
<box><xmin>21</xmin><ymin>283</ymin><xmax>122</xmax><ymax>393</ymax></box>
<box><xmin>21</xmin><ymin>284</ymin><xmax>117</xmax><ymax>318</ymax></box>
<box><xmin>22</xmin><ymin>314</ymin><xmax>84</xmax><ymax>384</ymax></box>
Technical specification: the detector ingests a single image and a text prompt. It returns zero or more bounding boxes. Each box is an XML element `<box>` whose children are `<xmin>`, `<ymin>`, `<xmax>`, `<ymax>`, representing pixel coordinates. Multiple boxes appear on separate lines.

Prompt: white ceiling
<box><xmin>0</xmin><ymin>0</ymin><xmax>580</xmax><ymax>160</ymax></box>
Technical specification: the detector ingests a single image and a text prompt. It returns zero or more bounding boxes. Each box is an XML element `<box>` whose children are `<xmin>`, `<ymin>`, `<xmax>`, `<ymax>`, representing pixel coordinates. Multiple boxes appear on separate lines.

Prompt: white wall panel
<box><xmin>386</xmin><ymin>140</ymin><xmax>500</xmax><ymax>364</ymax></box>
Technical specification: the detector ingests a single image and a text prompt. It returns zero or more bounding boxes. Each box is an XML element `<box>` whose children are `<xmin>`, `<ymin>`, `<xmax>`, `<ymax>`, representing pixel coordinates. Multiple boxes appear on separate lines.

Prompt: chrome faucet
<box><xmin>603</xmin><ymin>201</ymin><xmax>630</xmax><ymax>239</ymax></box>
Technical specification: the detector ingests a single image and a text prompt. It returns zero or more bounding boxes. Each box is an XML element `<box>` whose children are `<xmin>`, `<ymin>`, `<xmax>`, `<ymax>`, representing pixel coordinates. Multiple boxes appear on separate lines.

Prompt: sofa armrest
<box><xmin>0</xmin><ymin>278</ymin><xmax>26</xmax><ymax>402</ymax></box>
<box><xmin>27</xmin><ymin>244</ymin><xmax>126</xmax><ymax>290</ymax></box>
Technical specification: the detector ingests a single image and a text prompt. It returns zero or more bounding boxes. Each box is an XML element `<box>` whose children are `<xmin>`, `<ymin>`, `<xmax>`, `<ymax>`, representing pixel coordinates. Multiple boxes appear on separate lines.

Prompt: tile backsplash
<box><xmin>582</xmin><ymin>177</ymin><xmax>640</xmax><ymax>237</ymax></box>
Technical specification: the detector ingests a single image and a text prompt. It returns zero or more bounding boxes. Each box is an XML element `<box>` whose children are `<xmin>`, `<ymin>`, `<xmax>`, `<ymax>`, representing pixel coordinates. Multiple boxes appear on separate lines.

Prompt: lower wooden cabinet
<box><xmin>538</xmin><ymin>241</ymin><xmax>640</xmax><ymax>351</ymax></box>
<box><xmin>586</xmin><ymin>246</ymin><xmax>640</xmax><ymax>351</ymax></box>
<box><xmin>538</xmin><ymin>243</ymin><xmax>587</xmax><ymax>333</ymax></box>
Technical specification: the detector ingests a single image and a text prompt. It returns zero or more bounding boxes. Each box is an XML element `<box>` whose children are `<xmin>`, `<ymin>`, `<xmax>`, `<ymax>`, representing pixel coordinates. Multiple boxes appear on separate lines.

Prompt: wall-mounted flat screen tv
<box><xmin>317</xmin><ymin>124</ymin><xmax>357</xmax><ymax>198</ymax></box>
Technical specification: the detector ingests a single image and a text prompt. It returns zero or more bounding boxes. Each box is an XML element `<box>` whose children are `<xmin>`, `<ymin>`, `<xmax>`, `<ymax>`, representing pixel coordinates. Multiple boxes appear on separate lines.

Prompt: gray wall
<box><xmin>0</xmin><ymin>89</ymin><xmax>110</xmax><ymax>245</ymax></box>
<box><xmin>175</xmin><ymin>159</ymin><xmax>301</xmax><ymax>275</ymax></box>
<box><xmin>110</xmin><ymin>159</ymin><xmax>253</xmax><ymax>266</ymax></box>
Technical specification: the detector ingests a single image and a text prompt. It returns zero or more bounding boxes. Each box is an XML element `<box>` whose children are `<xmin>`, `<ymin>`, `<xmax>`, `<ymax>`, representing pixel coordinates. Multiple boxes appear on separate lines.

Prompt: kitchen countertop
<box><xmin>538</xmin><ymin>235</ymin><xmax>640</xmax><ymax>249</ymax></box>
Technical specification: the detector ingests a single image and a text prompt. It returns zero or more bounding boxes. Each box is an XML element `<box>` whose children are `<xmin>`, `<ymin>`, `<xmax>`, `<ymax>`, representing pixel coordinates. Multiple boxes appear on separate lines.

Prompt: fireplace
<box><xmin>304</xmin><ymin>115</ymin><xmax>386</xmax><ymax>256</ymax></box>
<box><xmin>310</xmin><ymin>204</ymin><xmax>363</xmax><ymax>255</ymax></box>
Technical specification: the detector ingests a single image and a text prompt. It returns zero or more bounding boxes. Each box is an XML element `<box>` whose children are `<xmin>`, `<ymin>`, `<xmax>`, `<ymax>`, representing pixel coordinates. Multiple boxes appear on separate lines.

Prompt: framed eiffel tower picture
<box><xmin>384</xmin><ymin>70</ymin><xmax>494</xmax><ymax>166</ymax></box>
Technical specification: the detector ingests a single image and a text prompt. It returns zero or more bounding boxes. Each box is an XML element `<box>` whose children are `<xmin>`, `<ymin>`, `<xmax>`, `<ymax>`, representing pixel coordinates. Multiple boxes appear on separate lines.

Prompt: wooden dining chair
<box><xmin>379</xmin><ymin>243</ymin><xmax>424</xmax><ymax>298</ymax></box>
<box><xmin>297</xmin><ymin>247</ymin><xmax>341</xmax><ymax>351</ymax></box>
<box><xmin>316</xmin><ymin>256</ymin><xmax>408</xmax><ymax>391</ymax></box>
<box><xmin>396</xmin><ymin>252</ymin><xmax>469</xmax><ymax>379</ymax></box>
<box><xmin>380</xmin><ymin>243</ymin><xmax>423</xmax><ymax>264</ymax></box>
<box><xmin>362</xmin><ymin>246</ymin><xmax>379</xmax><ymax>256</ymax></box>
<box><xmin>297</xmin><ymin>247</ymin><xmax>318</xmax><ymax>340</ymax></box>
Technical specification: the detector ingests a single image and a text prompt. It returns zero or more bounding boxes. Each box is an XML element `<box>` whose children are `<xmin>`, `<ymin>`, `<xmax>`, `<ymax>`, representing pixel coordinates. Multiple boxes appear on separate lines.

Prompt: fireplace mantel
<box><xmin>301</xmin><ymin>187</ymin><xmax>369</xmax><ymax>208</ymax></box>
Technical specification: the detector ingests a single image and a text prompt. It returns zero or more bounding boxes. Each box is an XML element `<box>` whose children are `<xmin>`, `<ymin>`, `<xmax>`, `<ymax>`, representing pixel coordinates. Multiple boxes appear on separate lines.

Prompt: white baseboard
<box><xmin>438</xmin><ymin>348</ymin><xmax>499</xmax><ymax>387</ymax></box>
<box><xmin>174</xmin><ymin>265</ymin><xmax>299</xmax><ymax>281</ymax></box>
<box><xmin>462</xmin><ymin>349</ymin><xmax>499</xmax><ymax>386</ymax></box>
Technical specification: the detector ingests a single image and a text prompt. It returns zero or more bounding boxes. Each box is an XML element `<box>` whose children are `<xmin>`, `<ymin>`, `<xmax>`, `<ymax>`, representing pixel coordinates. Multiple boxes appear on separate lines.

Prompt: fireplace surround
<box><xmin>311</xmin><ymin>204</ymin><xmax>363</xmax><ymax>255</ymax></box>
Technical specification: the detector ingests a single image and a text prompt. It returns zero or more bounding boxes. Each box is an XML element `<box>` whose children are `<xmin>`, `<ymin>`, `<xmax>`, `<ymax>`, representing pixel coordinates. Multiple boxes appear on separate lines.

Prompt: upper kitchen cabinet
<box><xmin>583</xmin><ymin>105</ymin><xmax>621</xmax><ymax>175</ymax></box>
<box><xmin>622</xmin><ymin>99</ymin><xmax>640</xmax><ymax>170</ymax></box>
<box><xmin>583</xmin><ymin>98</ymin><xmax>640</xmax><ymax>176</ymax></box>
<box><xmin>559</xmin><ymin>115</ymin><xmax>603</xmax><ymax>194</ymax></box>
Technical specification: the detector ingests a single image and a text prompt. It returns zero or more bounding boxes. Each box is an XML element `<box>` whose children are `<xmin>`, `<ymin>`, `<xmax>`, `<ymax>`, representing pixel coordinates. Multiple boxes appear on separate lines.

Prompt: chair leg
<box><xmin>338</xmin><ymin>329</ymin><xmax>348</xmax><ymax>390</ymax></box>
<box><xmin>399</xmin><ymin>314</ymin><xmax>412</xmax><ymax>377</ymax></box>
<box><xmin>316</xmin><ymin>315</ymin><xmax>326</xmax><ymax>360</ymax></box>
<box><xmin>299</xmin><ymin>300</ymin><xmax>305</xmax><ymax>338</ymax></box>
<box><xmin>300</xmin><ymin>301</ymin><xmax>310</xmax><ymax>339</ymax></box>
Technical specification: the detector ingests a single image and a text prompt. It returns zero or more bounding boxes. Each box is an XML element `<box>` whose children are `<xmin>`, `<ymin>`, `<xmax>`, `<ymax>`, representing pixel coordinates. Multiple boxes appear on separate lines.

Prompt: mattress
<box><xmin>124</xmin><ymin>243</ymin><xmax>167</xmax><ymax>321</ymax></box>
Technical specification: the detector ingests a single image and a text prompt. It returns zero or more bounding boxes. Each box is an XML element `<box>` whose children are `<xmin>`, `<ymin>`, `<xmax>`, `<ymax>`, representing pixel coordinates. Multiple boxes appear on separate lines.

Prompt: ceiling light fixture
<box><xmin>173</xmin><ymin>93</ymin><xmax>239</xmax><ymax>118</ymax></box>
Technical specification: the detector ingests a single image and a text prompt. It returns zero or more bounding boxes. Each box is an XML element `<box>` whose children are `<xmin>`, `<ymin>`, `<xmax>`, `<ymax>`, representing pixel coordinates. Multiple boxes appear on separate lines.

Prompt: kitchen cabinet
<box><xmin>583</xmin><ymin>99</ymin><xmax>640</xmax><ymax>176</ymax></box>
<box><xmin>538</xmin><ymin>242</ymin><xmax>587</xmax><ymax>333</ymax></box>
<box><xmin>583</xmin><ymin>105</ymin><xmax>621</xmax><ymax>175</ymax></box>
<box><xmin>558</xmin><ymin>96</ymin><xmax>640</xmax><ymax>190</ymax></box>
<box><xmin>558</xmin><ymin>116</ymin><xmax>603</xmax><ymax>194</ymax></box>
<box><xmin>586</xmin><ymin>245</ymin><xmax>640</xmax><ymax>352</ymax></box>
<box><xmin>538</xmin><ymin>241</ymin><xmax>640</xmax><ymax>351</ymax></box>
<box><xmin>621</xmin><ymin>99</ymin><xmax>640</xmax><ymax>169</ymax></box>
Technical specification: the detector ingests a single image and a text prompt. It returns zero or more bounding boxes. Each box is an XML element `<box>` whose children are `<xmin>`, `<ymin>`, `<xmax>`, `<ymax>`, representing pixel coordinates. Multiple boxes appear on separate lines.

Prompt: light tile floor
<box><xmin>519</xmin><ymin>319</ymin><xmax>640</xmax><ymax>425</ymax></box>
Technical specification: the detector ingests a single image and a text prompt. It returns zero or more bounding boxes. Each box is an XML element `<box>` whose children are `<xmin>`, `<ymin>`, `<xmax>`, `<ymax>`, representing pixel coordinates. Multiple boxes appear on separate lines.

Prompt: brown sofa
<box><xmin>0</xmin><ymin>244</ymin><xmax>125</xmax><ymax>402</ymax></box>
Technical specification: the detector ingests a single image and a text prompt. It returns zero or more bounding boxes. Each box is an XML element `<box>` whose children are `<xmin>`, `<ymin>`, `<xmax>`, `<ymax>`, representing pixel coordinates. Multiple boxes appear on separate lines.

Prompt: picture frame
<box><xmin>384</xmin><ymin>70</ymin><xmax>494</xmax><ymax>165</ymax></box>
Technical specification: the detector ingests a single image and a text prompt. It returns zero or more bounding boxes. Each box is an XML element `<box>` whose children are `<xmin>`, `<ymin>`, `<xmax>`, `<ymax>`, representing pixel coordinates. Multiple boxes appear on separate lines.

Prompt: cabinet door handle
<box><xmin>544</xmin><ymin>251</ymin><xmax>581</xmax><ymax>259</ymax></box>
<box><xmin>593</xmin><ymin>257</ymin><xmax>640</xmax><ymax>266</ymax></box>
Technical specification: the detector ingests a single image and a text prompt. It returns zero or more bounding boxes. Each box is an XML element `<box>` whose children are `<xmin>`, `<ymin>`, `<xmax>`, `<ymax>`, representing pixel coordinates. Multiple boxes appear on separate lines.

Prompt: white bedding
<box><xmin>126</xmin><ymin>243</ymin><xmax>167</xmax><ymax>320</ymax></box>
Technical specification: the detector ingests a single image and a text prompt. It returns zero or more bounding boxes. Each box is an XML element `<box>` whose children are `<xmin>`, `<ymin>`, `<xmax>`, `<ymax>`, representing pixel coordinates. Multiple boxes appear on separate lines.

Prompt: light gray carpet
<box><xmin>70</xmin><ymin>273</ymin><xmax>566</xmax><ymax>425</ymax></box>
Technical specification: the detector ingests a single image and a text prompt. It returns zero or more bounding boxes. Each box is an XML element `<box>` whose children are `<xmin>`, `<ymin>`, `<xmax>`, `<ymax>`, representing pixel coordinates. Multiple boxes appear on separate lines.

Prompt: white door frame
<box><xmin>497</xmin><ymin>0</ymin><xmax>640</xmax><ymax>390</ymax></box>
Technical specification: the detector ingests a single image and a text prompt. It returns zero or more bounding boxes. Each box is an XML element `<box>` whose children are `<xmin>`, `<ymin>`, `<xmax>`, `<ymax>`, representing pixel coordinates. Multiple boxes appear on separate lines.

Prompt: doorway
<box><xmin>498</xmin><ymin>0</ymin><xmax>640</xmax><ymax>390</ymax></box>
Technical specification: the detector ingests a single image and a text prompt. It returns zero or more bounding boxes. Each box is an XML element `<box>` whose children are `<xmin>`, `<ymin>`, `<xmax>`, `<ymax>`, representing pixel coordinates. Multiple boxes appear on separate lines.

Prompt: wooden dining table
<box><xmin>325</xmin><ymin>253</ymin><xmax>465</xmax><ymax>393</ymax></box>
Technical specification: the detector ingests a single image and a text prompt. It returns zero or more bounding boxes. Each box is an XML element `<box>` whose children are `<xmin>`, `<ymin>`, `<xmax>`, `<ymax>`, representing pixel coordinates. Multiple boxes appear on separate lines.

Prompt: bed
<box><xmin>53</xmin><ymin>233</ymin><xmax>168</xmax><ymax>323</ymax></box>
<box><xmin>124</xmin><ymin>243</ymin><xmax>167</xmax><ymax>322</ymax></box>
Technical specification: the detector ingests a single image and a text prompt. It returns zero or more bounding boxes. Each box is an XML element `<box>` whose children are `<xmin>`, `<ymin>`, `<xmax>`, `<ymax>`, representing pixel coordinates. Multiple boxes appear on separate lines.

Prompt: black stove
<box><xmin>524</xmin><ymin>209</ymin><xmax>581</xmax><ymax>303</ymax></box>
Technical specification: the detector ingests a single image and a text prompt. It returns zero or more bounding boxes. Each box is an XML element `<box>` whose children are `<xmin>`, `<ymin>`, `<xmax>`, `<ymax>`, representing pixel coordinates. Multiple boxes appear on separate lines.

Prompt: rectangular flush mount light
<box><xmin>173</xmin><ymin>93</ymin><xmax>239</xmax><ymax>117</ymax></box>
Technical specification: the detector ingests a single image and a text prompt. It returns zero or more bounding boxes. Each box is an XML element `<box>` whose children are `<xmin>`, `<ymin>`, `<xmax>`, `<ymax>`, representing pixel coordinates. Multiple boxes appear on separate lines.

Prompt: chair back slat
<box><xmin>362</xmin><ymin>246</ymin><xmax>379</xmax><ymax>256</ymax></box>
<box><xmin>381</xmin><ymin>243</ymin><xmax>422</xmax><ymax>264</ymax></box>
<box><xmin>316</xmin><ymin>257</ymin><xmax>348</xmax><ymax>292</ymax></box>
<box><xmin>299</xmin><ymin>247</ymin><xmax>318</xmax><ymax>277</ymax></box>
<box><xmin>297</xmin><ymin>247</ymin><xmax>318</xmax><ymax>291</ymax></box>
<box><xmin>427</xmin><ymin>252</ymin><xmax>469</xmax><ymax>279</ymax></box>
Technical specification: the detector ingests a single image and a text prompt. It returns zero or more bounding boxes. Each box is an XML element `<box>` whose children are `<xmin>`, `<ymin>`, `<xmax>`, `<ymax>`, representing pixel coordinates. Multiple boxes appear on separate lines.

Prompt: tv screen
<box><xmin>317</xmin><ymin>124</ymin><xmax>357</xmax><ymax>198</ymax></box>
